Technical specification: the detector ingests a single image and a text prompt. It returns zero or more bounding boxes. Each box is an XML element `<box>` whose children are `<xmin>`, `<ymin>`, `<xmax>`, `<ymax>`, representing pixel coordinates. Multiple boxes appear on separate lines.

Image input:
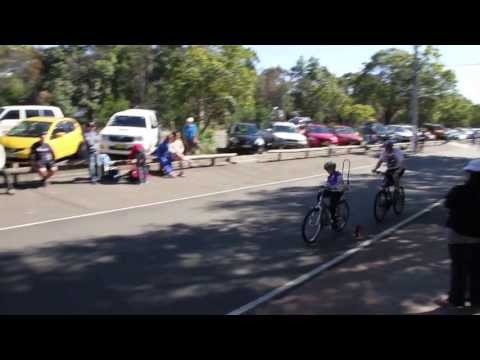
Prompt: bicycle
<box><xmin>372</xmin><ymin>169</ymin><xmax>405</xmax><ymax>223</ymax></box>
<box><xmin>302</xmin><ymin>160</ymin><xmax>351</xmax><ymax>245</ymax></box>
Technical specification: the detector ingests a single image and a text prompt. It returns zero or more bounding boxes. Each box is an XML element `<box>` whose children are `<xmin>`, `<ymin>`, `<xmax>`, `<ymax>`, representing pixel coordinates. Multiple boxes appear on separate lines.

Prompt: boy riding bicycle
<box><xmin>319</xmin><ymin>161</ymin><xmax>347</xmax><ymax>229</ymax></box>
<box><xmin>372</xmin><ymin>140</ymin><xmax>405</xmax><ymax>192</ymax></box>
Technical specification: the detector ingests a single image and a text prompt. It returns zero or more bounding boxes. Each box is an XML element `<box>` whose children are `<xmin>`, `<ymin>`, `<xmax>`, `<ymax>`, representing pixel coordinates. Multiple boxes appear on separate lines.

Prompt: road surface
<box><xmin>0</xmin><ymin>142</ymin><xmax>478</xmax><ymax>314</ymax></box>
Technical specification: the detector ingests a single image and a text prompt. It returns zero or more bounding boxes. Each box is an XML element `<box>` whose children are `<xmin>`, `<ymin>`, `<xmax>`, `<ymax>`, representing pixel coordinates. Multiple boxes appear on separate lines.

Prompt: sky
<box><xmin>247</xmin><ymin>45</ymin><xmax>480</xmax><ymax>104</ymax></box>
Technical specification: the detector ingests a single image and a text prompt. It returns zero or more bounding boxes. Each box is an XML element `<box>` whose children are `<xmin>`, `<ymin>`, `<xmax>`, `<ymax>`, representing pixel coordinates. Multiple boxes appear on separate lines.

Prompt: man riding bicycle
<box><xmin>372</xmin><ymin>140</ymin><xmax>405</xmax><ymax>192</ymax></box>
<box><xmin>319</xmin><ymin>161</ymin><xmax>346</xmax><ymax>229</ymax></box>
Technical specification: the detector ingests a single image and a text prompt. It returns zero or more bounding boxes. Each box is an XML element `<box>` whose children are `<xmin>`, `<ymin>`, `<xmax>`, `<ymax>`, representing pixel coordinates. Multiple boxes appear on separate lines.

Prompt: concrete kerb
<box><xmin>0</xmin><ymin>141</ymin><xmax>450</xmax><ymax>190</ymax></box>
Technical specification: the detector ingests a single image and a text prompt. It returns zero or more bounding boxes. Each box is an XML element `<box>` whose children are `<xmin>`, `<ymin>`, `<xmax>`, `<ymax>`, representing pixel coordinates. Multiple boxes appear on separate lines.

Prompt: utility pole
<box><xmin>411</xmin><ymin>45</ymin><xmax>420</xmax><ymax>153</ymax></box>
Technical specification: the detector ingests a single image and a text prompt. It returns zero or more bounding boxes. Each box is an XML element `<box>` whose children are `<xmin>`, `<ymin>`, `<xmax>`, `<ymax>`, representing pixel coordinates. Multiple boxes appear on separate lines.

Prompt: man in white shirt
<box><xmin>372</xmin><ymin>140</ymin><xmax>405</xmax><ymax>192</ymax></box>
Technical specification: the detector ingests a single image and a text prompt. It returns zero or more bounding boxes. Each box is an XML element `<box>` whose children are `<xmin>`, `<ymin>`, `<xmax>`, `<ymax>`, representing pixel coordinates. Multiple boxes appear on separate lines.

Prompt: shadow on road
<box><xmin>0</xmin><ymin>154</ymin><xmax>470</xmax><ymax>314</ymax></box>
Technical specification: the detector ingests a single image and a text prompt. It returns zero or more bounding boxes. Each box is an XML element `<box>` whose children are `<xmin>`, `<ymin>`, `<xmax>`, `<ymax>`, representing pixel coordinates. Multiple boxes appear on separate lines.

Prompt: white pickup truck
<box><xmin>99</xmin><ymin>109</ymin><xmax>161</xmax><ymax>155</ymax></box>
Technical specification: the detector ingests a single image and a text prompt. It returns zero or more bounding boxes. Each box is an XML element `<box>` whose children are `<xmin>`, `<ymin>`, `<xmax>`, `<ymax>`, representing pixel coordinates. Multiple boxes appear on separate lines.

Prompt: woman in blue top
<box><xmin>156</xmin><ymin>133</ymin><xmax>183</xmax><ymax>178</ymax></box>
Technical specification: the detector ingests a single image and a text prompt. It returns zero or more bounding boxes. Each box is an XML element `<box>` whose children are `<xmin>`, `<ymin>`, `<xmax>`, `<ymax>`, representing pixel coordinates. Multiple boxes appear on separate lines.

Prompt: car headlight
<box><xmin>134</xmin><ymin>136</ymin><xmax>144</xmax><ymax>141</ymax></box>
<box><xmin>254</xmin><ymin>137</ymin><xmax>265</xmax><ymax>146</ymax></box>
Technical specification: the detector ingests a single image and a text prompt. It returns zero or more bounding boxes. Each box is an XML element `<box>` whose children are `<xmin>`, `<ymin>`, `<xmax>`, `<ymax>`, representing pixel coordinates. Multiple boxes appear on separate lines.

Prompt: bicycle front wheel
<box><xmin>302</xmin><ymin>207</ymin><xmax>325</xmax><ymax>244</ymax></box>
<box><xmin>393</xmin><ymin>187</ymin><xmax>405</xmax><ymax>215</ymax></box>
<box><xmin>374</xmin><ymin>190</ymin><xmax>389</xmax><ymax>223</ymax></box>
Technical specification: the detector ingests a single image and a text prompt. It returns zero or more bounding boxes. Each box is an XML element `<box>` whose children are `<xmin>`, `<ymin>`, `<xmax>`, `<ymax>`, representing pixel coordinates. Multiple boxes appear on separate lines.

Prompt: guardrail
<box><xmin>0</xmin><ymin>139</ymin><xmax>459</xmax><ymax>195</ymax></box>
<box><xmin>1</xmin><ymin>153</ymin><xmax>237</xmax><ymax>194</ymax></box>
<box><xmin>262</xmin><ymin>140</ymin><xmax>449</xmax><ymax>162</ymax></box>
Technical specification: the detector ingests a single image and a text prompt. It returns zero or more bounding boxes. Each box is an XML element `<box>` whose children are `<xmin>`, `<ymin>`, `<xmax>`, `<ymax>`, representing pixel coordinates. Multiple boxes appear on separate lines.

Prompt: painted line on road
<box><xmin>0</xmin><ymin>147</ymin><xmax>439</xmax><ymax>233</ymax></box>
<box><xmin>0</xmin><ymin>164</ymin><xmax>374</xmax><ymax>232</ymax></box>
<box><xmin>227</xmin><ymin>198</ymin><xmax>444</xmax><ymax>315</ymax></box>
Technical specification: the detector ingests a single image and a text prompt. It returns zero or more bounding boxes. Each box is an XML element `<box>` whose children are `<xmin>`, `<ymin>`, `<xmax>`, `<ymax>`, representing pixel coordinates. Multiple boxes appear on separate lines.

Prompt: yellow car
<box><xmin>0</xmin><ymin>117</ymin><xmax>85</xmax><ymax>161</ymax></box>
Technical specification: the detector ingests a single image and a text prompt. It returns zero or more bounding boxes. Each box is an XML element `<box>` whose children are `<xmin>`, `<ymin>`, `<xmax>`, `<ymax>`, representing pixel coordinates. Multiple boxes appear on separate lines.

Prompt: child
<box><xmin>321</xmin><ymin>161</ymin><xmax>346</xmax><ymax>229</ymax></box>
<box><xmin>127</xmin><ymin>144</ymin><xmax>148</xmax><ymax>184</ymax></box>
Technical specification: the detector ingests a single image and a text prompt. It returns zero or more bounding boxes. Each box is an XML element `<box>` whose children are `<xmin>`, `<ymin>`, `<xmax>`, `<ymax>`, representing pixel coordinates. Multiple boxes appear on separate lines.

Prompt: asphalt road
<box><xmin>0</xmin><ymin>142</ymin><xmax>478</xmax><ymax>314</ymax></box>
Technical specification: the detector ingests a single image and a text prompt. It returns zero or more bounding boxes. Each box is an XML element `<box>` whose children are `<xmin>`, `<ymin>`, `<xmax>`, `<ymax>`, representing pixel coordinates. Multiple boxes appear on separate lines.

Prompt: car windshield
<box><xmin>308</xmin><ymin>127</ymin><xmax>331</xmax><ymax>133</ymax></box>
<box><xmin>7</xmin><ymin>121</ymin><xmax>51</xmax><ymax>137</ymax></box>
<box><xmin>234</xmin><ymin>124</ymin><xmax>257</xmax><ymax>135</ymax></box>
<box><xmin>335</xmin><ymin>127</ymin><xmax>354</xmax><ymax>134</ymax></box>
<box><xmin>110</xmin><ymin>115</ymin><xmax>146</xmax><ymax>128</ymax></box>
<box><xmin>273</xmin><ymin>125</ymin><xmax>295</xmax><ymax>133</ymax></box>
<box><xmin>0</xmin><ymin>108</ymin><xmax>5</xmax><ymax>117</ymax></box>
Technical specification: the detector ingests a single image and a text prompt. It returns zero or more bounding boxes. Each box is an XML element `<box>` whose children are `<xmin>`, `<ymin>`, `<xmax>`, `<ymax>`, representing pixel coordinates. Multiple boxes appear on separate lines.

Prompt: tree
<box><xmin>165</xmin><ymin>45</ymin><xmax>258</xmax><ymax>133</ymax></box>
<box><xmin>349</xmin><ymin>46</ymin><xmax>457</xmax><ymax>125</ymax></box>
<box><xmin>289</xmin><ymin>57</ymin><xmax>352</xmax><ymax>122</ymax></box>
<box><xmin>431</xmin><ymin>94</ymin><xmax>473</xmax><ymax>128</ymax></box>
<box><xmin>0</xmin><ymin>45</ymin><xmax>43</xmax><ymax>104</ymax></box>
<box><xmin>470</xmin><ymin>105</ymin><xmax>480</xmax><ymax>127</ymax></box>
<box><xmin>341</xmin><ymin>104</ymin><xmax>376</xmax><ymax>126</ymax></box>
<box><xmin>255</xmin><ymin>66</ymin><xmax>291</xmax><ymax>125</ymax></box>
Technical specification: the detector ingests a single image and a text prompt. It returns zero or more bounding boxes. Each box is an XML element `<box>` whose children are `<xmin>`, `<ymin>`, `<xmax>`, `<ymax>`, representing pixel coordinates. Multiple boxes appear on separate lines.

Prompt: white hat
<box><xmin>464</xmin><ymin>159</ymin><xmax>480</xmax><ymax>172</ymax></box>
<box><xmin>186</xmin><ymin>117</ymin><xmax>194</xmax><ymax>123</ymax></box>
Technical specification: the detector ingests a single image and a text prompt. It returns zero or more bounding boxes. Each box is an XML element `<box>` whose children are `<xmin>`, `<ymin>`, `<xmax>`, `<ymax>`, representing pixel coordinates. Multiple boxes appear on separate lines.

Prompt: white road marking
<box><xmin>0</xmin><ymin>164</ymin><xmax>374</xmax><ymax>232</ymax></box>
<box><xmin>227</xmin><ymin>198</ymin><xmax>444</xmax><ymax>315</ymax></box>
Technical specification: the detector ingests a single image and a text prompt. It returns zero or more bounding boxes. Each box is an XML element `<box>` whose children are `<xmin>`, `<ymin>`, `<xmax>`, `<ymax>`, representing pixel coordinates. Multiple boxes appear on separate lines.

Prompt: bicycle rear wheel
<box><xmin>374</xmin><ymin>190</ymin><xmax>389</xmax><ymax>223</ymax></box>
<box><xmin>302</xmin><ymin>207</ymin><xmax>327</xmax><ymax>244</ymax></box>
<box><xmin>333</xmin><ymin>200</ymin><xmax>350</xmax><ymax>232</ymax></box>
<box><xmin>393</xmin><ymin>187</ymin><xmax>405</xmax><ymax>215</ymax></box>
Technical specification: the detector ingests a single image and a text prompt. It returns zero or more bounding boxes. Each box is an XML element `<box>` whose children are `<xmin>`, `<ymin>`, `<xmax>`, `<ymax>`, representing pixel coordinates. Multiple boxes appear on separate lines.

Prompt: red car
<box><xmin>332</xmin><ymin>126</ymin><xmax>363</xmax><ymax>145</ymax></box>
<box><xmin>305</xmin><ymin>125</ymin><xmax>339</xmax><ymax>147</ymax></box>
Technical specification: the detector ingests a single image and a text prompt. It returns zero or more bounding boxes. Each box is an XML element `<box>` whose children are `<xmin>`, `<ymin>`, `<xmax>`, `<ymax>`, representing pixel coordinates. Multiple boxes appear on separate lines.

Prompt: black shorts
<box><xmin>36</xmin><ymin>161</ymin><xmax>56</xmax><ymax>171</ymax></box>
<box><xmin>385</xmin><ymin>168</ymin><xmax>405</xmax><ymax>186</ymax></box>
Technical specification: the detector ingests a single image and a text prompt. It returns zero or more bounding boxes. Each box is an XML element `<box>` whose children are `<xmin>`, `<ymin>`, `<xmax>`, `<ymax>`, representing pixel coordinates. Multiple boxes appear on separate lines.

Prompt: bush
<box><xmin>198</xmin><ymin>128</ymin><xmax>217</xmax><ymax>154</ymax></box>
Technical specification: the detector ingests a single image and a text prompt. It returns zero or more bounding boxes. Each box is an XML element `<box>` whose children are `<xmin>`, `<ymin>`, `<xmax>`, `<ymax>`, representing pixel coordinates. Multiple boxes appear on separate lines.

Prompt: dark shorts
<box><xmin>36</xmin><ymin>161</ymin><xmax>56</xmax><ymax>171</ymax></box>
<box><xmin>385</xmin><ymin>168</ymin><xmax>405</xmax><ymax>186</ymax></box>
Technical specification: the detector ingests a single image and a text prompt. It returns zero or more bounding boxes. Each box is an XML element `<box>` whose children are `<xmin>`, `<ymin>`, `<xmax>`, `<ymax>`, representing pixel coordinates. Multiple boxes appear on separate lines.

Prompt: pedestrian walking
<box><xmin>436</xmin><ymin>159</ymin><xmax>480</xmax><ymax>309</ymax></box>
<box><xmin>182</xmin><ymin>117</ymin><xmax>199</xmax><ymax>155</ymax></box>
<box><xmin>84</xmin><ymin>121</ymin><xmax>101</xmax><ymax>184</ymax></box>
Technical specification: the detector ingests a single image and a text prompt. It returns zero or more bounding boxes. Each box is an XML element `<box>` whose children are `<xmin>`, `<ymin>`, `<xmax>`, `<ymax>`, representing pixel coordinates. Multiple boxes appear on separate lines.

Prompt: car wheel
<box><xmin>256</xmin><ymin>146</ymin><xmax>266</xmax><ymax>154</ymax></box>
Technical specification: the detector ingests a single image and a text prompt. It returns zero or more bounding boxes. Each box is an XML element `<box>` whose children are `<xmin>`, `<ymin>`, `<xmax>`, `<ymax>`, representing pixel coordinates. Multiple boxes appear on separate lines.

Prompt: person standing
<box><xmin>182</xmin><ymin>117</ymin><xmax>199</xmax><ymax>155</ymax></box>
<box><xmin>30</xmin><ymin>131</ymin><xmax>57</xmax><ymax>186</ymax></box>
<box><xmin>0</xmin><ymin>144</ymin><xmax>14</xmax><ymax>194</ymax></box>
<box><xmin>436</xmin><ymin>159</ymin><xmax>480</xmax><ymax>309</ymax></box>
<box><xmin>84</xmin><ymin>121</ymin><xmax>101</xmax><ymax>184</ymax></box>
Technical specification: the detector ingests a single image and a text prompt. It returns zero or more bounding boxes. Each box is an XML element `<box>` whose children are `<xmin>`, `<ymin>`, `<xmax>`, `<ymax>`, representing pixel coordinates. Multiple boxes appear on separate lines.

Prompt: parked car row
<box><xmin>226</xmin><ymin>121</ymin><xmax>364</xmax><ymax>154</ymax></box>
<box><xmin>0</xmin><ymin>107</ymin><xmax>162</xmax><ymax>163</ymax></box>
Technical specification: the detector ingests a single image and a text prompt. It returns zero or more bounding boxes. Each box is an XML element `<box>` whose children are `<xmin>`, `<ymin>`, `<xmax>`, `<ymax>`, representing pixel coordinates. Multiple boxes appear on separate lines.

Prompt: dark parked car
<box><xmin>226</xmin><ymin>123</ymin><xmax>270</xmax><ymax>154</ymax></box>
<box><xmin>359</xmin><ymin>122</ymin><xmax>389</xmax><ymax>144</ymax></box>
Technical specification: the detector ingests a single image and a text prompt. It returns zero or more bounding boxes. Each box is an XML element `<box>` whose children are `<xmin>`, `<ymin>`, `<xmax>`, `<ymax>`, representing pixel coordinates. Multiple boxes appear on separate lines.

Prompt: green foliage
<box><xmin>470</xmin><ymin>105</ymin><xmax>480</xmax><ymax>127</ymax></box>
<box><xmin>431</xmin><ymin>94</ymin><xmax>473</xmax><ymax>127</ymax></box>
<box><xmin>0</xmin><ymin>44</ymin><xmax>478</xmax><ymax>154</ymax></box>
<box><xmin>198</xmin><ymin>127</ymin><xmax>217</xmax><ymax>154</ymax></box>
<box><xmin>96</xmin><ymin>97</ymin><xmax>130</xmax><ymax>126</ymax></box>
